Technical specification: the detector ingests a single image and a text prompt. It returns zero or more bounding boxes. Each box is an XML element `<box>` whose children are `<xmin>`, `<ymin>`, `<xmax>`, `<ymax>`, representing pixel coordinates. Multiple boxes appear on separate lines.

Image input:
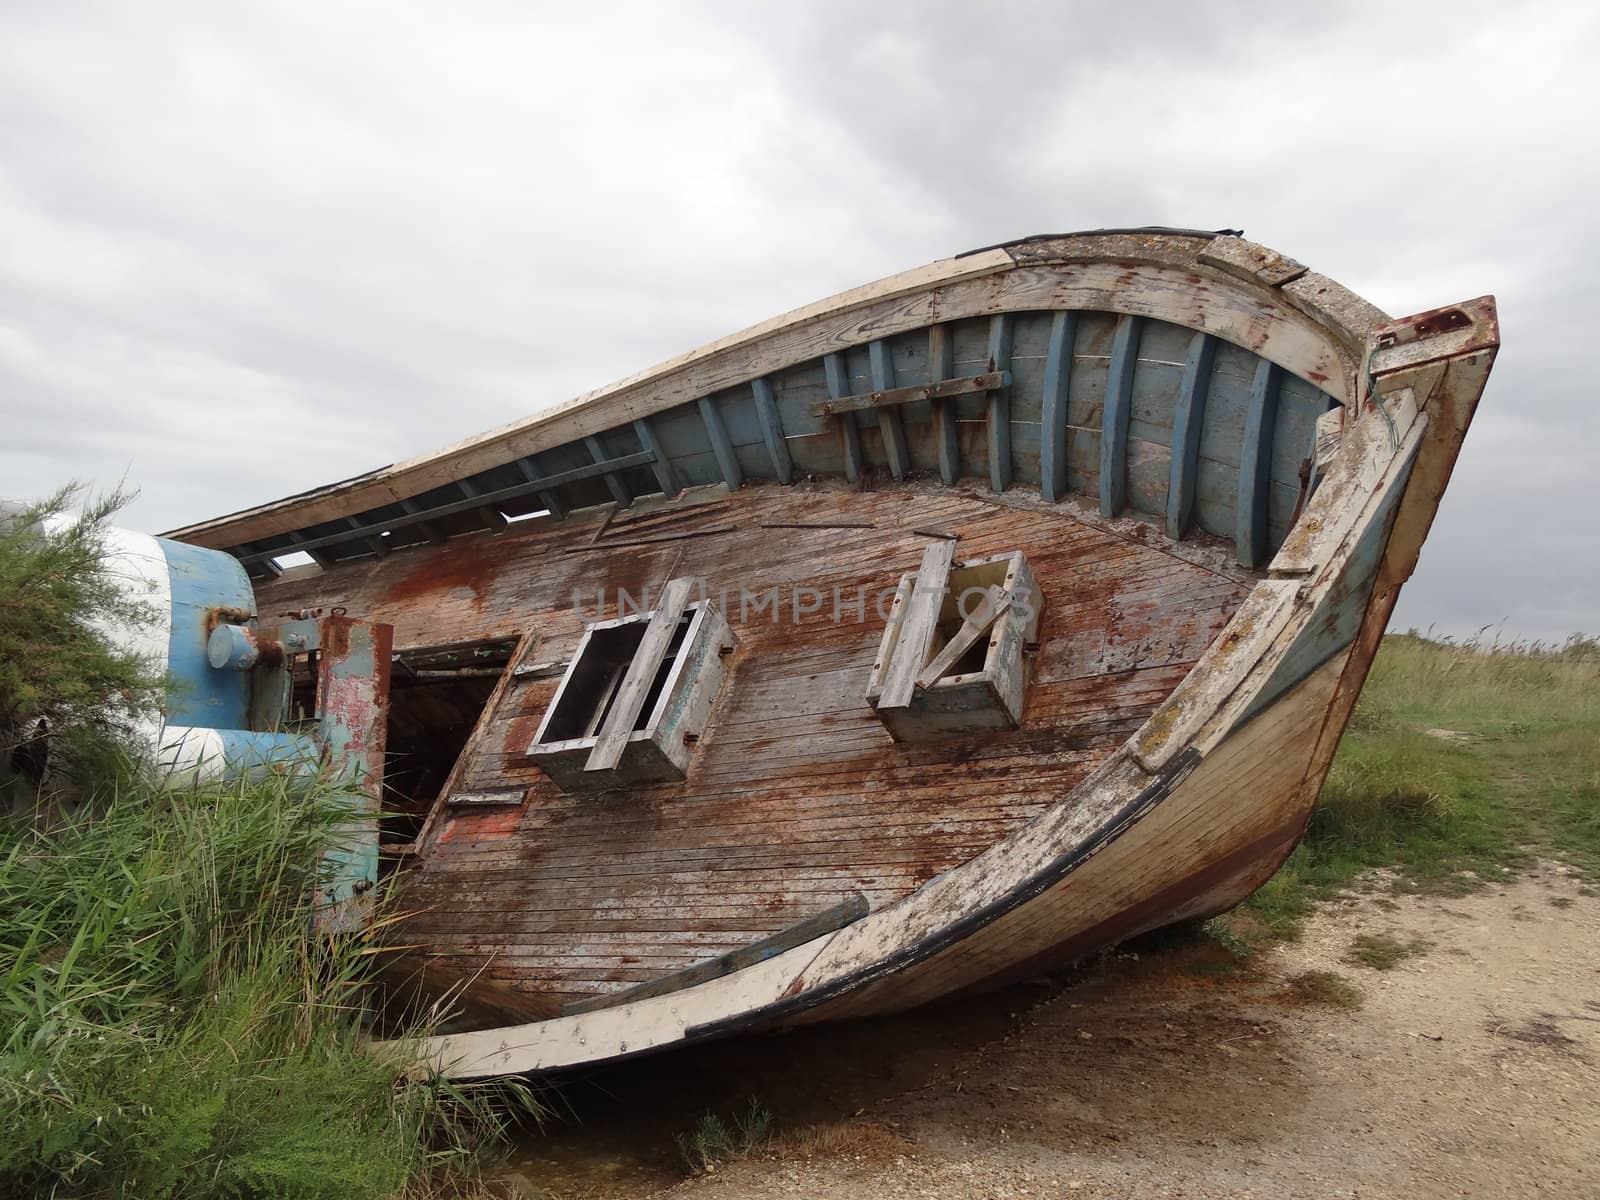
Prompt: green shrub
<box><xmin>0</xmin><ymin>485</ymin><xmax>163</xmax><ymax>804</ymax></box>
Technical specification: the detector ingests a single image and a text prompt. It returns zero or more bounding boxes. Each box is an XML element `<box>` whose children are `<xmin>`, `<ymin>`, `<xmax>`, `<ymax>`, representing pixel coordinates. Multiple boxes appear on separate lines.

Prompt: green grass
<box><xmin>1222</xmin><ymin>631</ymin><xmax>1600</xmax><ymax>950</ymax></box>
<box><xmin>1343</xmin><ymin>933</ymin><xmax>1431</xmax><ymax>970</ymax></box>
<box><xmin>674</xmin><ymin>1099</ymin><xmax>773</xmax><ymax>1174</ymax></box>
<box><xmin>0</xmin><ymin>768</ymin><xmax>524</xmax><ymax>1199</ymax></box>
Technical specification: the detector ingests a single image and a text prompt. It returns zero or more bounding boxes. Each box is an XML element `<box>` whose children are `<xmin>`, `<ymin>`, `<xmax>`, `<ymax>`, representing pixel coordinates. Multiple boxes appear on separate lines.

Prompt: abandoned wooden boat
<box><xmin>162</xmin><ymin>229</ymin><xmax>1499</xmax><ymax>1077</ymax></box>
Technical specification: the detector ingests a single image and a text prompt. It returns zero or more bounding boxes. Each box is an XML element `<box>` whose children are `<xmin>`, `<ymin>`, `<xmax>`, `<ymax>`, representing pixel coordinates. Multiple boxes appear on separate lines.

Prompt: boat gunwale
<box><xmin>163</xmin><ymin>231</ymin><xmax>1385</xmax><ymax>551</ymax></box>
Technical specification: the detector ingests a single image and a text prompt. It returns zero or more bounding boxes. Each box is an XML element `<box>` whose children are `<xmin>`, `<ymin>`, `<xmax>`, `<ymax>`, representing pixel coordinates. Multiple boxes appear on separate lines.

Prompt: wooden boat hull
<box><xmin>164</xmin><ymin>231</ymin><xmax>1498</xmax><ymax>1078</ymax></box>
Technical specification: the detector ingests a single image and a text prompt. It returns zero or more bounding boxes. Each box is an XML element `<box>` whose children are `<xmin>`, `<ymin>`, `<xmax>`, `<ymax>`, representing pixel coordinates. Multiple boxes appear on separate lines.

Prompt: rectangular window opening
<box><xmin>527</xmin><ymin>580</ymin><xmax>735</xmax><ymax>792</ymax></box>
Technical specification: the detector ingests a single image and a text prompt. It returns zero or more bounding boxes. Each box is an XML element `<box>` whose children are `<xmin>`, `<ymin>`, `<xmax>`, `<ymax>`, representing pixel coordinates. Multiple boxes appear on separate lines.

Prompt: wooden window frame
<box><xmin>526</xmin><ymin>588</ymin><xmax>736</xmax><ymax>792</ymax></box>
<box><xmin>867</xmin><ymin>549</ymin><xmax>1042</xmax><ymax>742</ymax></box>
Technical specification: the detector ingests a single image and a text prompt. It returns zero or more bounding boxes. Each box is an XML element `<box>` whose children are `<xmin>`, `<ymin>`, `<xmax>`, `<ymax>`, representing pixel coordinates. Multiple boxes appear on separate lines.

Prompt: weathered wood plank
<box><xmin>916</xmin><ymin>586</ymin><xmax>1010</xmax><ymax>687</ymax></box>
<box><xmin>560</xmin><ymin>893</ymin><xmax>868</xmax><ymax>1015</ymax></box>
<box><xmin>240</xmin><ymin>452</ymin><xmax>660</xmax><ymax>564</ymax></box>
<box><xmin>631</xmin><ymin>417</ymin><xmax>680</xmax><ymax>498</ymax></box>
<box><xmin>986</xmin><ymin>315</ymin><xmax>1015</xmax><ymax>493</ymax></box>
<box><xmin>457</xmin><ymin>477</ymin><xmax>510</xmax><ymax>531</ymax></box>
<box><xmin>813</xmin><ymin>370</ymin><xmax>1008</xmax><ymax>418</ymax></box>
<box><xmin>584</xmin><ymin>436</ymin><xmax>633</xmax><ymax>508</ymax></box>
<box><xmin>514</xmin><ymin>456</ymin><xmax>567</xmax><ymax>518</ymax></box>
<box><xmin>878</xmin><ymin>539</ymin><xmax>956</xmax><ymax>709</ymax></box>
<box><xmin>697</xmin><ymin>397</ymin><xmax>743</xmax><ymax>490</ymax></box>
<box><xmin>1236</xmin><ymin>357</ymin><xmax>1280</xmax><ymax>568</ymax></box>
<box><xmin>869</xmin><ymin>340</ymin><xmax>911</xmax><ymax>481</ymax></box>
<box><xmin>1100</xmin><ymin>314</ymin><xmax>1141</xmax><ymax>517</ymax></box>
<box><xmin>928</xmin><ymin>324</ymin><xmax>959</xmax><ymax>485</ymax></box>
<box><xmin>822</xmin><ymin>354</ymin><xmax>863</xmax><ymax>484</ymax></box>
<box><xmin>1039</xmin><ymin>310</ymin><xmax>1076</xmax><ymax>502</ymax></box>
<box><xmin>1165</xmin><ymin>331</ymin><xmax>1218</xmax><ymax>540</ymax></box>
<box><xmin>584</xmin><ymin>577</ymin><xmax>696</xmax><ymax>771</ymax></box>
<box><xmin>751</xmin><ymin>377</ymin><xmax>792</xmax><ymax>485</ymax></box>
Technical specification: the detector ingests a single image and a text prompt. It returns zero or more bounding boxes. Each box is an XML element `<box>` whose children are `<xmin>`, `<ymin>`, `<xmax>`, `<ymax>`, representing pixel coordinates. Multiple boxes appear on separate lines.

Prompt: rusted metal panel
<box><xmin>312</xmin><ymin>614</ymin><xmax>393</xmax><ymax>934</ymax></box>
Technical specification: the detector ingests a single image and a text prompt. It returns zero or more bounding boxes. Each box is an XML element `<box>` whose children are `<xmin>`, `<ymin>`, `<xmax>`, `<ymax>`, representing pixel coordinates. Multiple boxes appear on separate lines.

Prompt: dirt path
<box><xmin>500</xmin><ymin>866</ymin><xmax>1600</xmax><ymax>1200</ymax></box>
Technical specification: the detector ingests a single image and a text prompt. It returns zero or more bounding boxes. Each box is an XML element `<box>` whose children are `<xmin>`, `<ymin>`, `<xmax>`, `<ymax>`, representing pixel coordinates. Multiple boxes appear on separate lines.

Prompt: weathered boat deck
<box><xmin>255</xmin><ymin>481</ymin><xmax>1253</xmax><ymax>1016</ymax></box>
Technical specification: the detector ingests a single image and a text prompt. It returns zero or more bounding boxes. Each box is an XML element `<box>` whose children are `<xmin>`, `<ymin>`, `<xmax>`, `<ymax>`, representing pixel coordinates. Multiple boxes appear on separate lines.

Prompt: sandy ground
<box><xmin>501</xmin><ymin>865</ymin><xmax>1600</xmax><ymax>1200</ymax></box>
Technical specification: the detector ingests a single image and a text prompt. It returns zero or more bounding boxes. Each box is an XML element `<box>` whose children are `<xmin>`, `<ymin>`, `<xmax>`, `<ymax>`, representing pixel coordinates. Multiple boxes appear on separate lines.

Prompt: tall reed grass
<box><xmin>0</xmin><ymin>765</ymin><xmax>520</xmax><ymax>1199</ymax></box>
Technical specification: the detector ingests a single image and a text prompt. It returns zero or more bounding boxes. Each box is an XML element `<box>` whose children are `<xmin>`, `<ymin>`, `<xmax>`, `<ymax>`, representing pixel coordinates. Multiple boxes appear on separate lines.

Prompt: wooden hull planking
<box><xmin>162</xmin><ymin>232</ymin><xmax>1498</xmax><ymax>1077</ymax></box>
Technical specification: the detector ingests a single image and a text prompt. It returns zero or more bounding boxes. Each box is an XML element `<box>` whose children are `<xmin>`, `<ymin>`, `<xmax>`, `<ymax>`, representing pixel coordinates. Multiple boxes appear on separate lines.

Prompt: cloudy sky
<box><xmin>2</xmin><ymin>1</ymin><xmax>1595</xmax><ymax>640</ymax></box>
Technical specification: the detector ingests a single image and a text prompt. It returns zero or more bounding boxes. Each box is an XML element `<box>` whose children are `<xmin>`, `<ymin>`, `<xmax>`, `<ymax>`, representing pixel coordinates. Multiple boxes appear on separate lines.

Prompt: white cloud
<box><xmin>0</xmin><ymin>0</ymin><xmax>1595</xmax><ymax>636</ymax></box>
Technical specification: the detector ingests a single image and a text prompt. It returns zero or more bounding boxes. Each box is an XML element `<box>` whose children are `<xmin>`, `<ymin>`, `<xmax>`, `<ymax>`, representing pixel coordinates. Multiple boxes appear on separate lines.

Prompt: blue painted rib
<box><xmin>1236</xmin><ymin>357</ymin><xmax>1280</xmax><ymax>568</ymax></box>
<box><xmin>1040</xmin><ymin>310</ymin><xmax>1076</xmax><ymax>502</ymax></box>
<box><xmin>457</xmin><ymin>476</ymin><xmax>509</xmax><ymax>530</ymax></box>
<box><xmin>1165</xmin><ymin>331</ymin><xmax>1218</xmax><ymax>540</ymax></box>
<box><xmin>986</xmin><ymin>314</ymin><xmax>1014</xmax><ymax>493</ymax></box>
<box><xmin>751</xmin><ymin>377</ymin><xmax>792</xmax><ymax>485</ymax></box>
<box><xmin>585</xmin><ymin>435</ymin><xmax>632</xmax><ymax>507</ymax></box>
<box><xmin>698</xmin><ymin>395</ymin><xmax>743</xmax><ymax>489</ymax></box>
<box><xmin>1100</xmin><ymin>314</ymin><xmax>1141</xmax><ymax>516</ymax></box>
<box><xmin>928</xmin><ymin>324</ymin><xmax>958</xmax><ymax>485</ymax></box>
<box><xmin>155</xmin><ymin>537</ymin><xmax>255</xmax><ymax>730</ymax></box>
<box><xmin>869</xmin><ymin>340</ymin><xmax>910</xmax><ymax>481</ymax></box>
<box><xmin>823</xmin><ymin>354</ymin><xmax>862</xmax><ymax>483</ymax></box>
<box><xmin>632</xmin><ymin>417</ymin><xmax>679</xmax><ymax>498</ymax></box>
<box><xmin>514</xmin><ymin>456</ymin><xmax>567</xmax><ymax>518</ymax></box>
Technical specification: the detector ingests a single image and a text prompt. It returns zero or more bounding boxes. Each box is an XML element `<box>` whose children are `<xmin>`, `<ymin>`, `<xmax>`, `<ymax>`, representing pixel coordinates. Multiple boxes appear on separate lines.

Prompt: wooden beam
<box><xmin>751</xmin><ymin>377</ymin><xmax>792</xmax><ymax>484</ymax></box>
<box><xmin>869</xmin><ymin>340</ymin><xmax>910</xmax><ymax>481</ymax></box>
<box><xmin>631</xmin><ymin>417</ymin><xmax>680</xmax><ymax>498</ymax></box>
<box><xmin>823</xmin><ymin>354</ymin><xmax>862</xmax><ymax>484</ymax></box>
<box><xmin>1100</xmin><ymin>314</ymin><xmax>1142</xmax><ymax>517</ymax></box>
<box><xmin>878</xmin><ymin>539</ymin><xmax>956</xmax><ymax>709</ymax></box>
<box><xmin>1236</xmin><ymin>356</ymin><xmax>1280</xmax><ymax>568</ymax></box>
<box><xmin>456</xmin><ymin>477</ymin><xmax>508</xmax><ymax>532</ymax></box>
<box><xmin>986</xmin><ymin>314</ymin><xmax>1014</xmax><ymax>493</ymax></box>
<box><xmin>561</xmin><ymin>893</ymin><xmax>869</xmax><ymax>1016</ymax></box>
<box><xmin>1040</xmin><ymin>310</ymin><xmax>1076</xmax><ymax>503</ymax></box>
<box><xmin>1165</xmin><ymin>331</ymin><xmax>1218</xmax><ymax>541</ymax></box>
<box><xmin>814</xmin><ymin>370</ymin><xmax>1009</xmax><ymax>418</ymax></box>
<box><xmin>513</xmin><ymin>457</ymin><xmax>566</xmax><ymax>518</ymax></box>
<box><xmin>928</xmin><ymin>324</ymin><xmax>958</xmax><ymax>486</ymax></box>
<box><xmin>344</xmin><ymin>516</ymin><xmax>387</xmax><ymax>558</ymax></box>
<box><xmin>239</xmin><ymin>543</ymin><xmax>283</xmax><ymax>576</ymax></box>
<box><xmin>585</xmin><ymin>576</ymin><xmax>696</xmax><ymax>772</ymax></box>
<box><xmin>916</xmin><ymin>586</ymin><xmax>1011</xmax><ymax>687</ymax></box>
<box><xmin>284</xmin><ymin>529</ymin><xmax>333</xmax><ymax>568</ymax></box>
<box><xmin>235</xmin><ymin>451</ymin><xmax>657</xmax><ymax>563</ymax></box>
<box><xmin>585</xmin><ymin>436</ymin><xmax>632</xmax><ymax>507</ymax></box>
<box><xmin>399</xmin><ymin>499</ymin><xmax>442</xmax><ymax>546</ymax></box>
<box><xmin>696</xmin><ymin>396</ymin><xmax>743</xmax><ymax>490</ymax></box>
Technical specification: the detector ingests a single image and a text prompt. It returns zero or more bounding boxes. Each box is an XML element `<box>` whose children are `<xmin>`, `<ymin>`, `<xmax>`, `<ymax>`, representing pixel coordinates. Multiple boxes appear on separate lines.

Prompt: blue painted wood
<box><xmin>1039</xmin><ymin>310</ymin><xmax>1076</xmax><ymax>502</ymax></box>
<box><xmin>1242</xmin><ymin>444</ymin><xmax>1418</xmax><ymax>722</ymax></box>
<box><xmin>1165</xmin><ymin>331</ymin><xmax>1218</xmax><ymax>540</ymax></box>
<box><xmin>697</xmin><ymin>396</ymin><xmax>743</xmax><ymax>490</ymax></box>
<box><xmin>456</xmin><ymin>476</ymin><xmax>509</xmax><ymax>530</ymax></box>
<box><xmin>751</xmin><ymin>377</ymin><xmax>792</xmax><ymax>485</ymax></box>
<box><xmin>584</xmin><ymin>435</ymin><xmax>632</xmax><ymax>507</ymax></box>
<box><xmin>926</xmin><ymin>324</ymin><xmax>959</xmax><ymax>485</ymax></box>
<box><xmin>513</xmin><ymin>457</ymin><xmax>566</xmax><ymax>517</ymax></box>
<box><xmin>398</xmin><ymin>496</ymin><xmax>447</xmax><ymax>544</ymax></box>
<box><xmin>869</xmin><ymin>340</ymin><xmax>910</xmax><ymax>481</ymax></box>
<box><xmin>631</xmin><ymin>417</ymin><xmax>680</xmax><ymax>498</ymax></box>
<box><xmin>1236</xmin><ymin>356</ymin><xmax>1280</xmax><ymax>568</ymax></box>
<box><xmin>824</xmin><ymin>354</ymin><xmax>862</xmax><ymax>483</ymax></box>
<box><xmin>986</xmin><ymin>314</ymin><xmax>1014</xmax><ymax>493</ymax></box>
<box><xmin>1100</xmin><ymin>314</ymin><xmax>1141</xmax><ymax>516</ymax></box>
